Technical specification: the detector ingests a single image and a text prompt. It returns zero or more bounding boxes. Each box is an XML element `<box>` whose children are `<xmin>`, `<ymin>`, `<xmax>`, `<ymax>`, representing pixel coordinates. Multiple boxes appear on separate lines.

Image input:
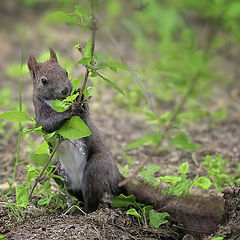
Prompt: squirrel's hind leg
<box><xmin>82</xmin><ymin>152</ymin><xmax>122</xmax><ymax>212</ymax></box>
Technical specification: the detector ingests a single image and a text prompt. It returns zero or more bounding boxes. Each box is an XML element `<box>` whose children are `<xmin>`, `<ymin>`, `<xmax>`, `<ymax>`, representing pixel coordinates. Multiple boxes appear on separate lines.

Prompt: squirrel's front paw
<box><xmin>71</xmin><ymin>102</ymin><xmax>85</xmax><ymax>115</ymax></box>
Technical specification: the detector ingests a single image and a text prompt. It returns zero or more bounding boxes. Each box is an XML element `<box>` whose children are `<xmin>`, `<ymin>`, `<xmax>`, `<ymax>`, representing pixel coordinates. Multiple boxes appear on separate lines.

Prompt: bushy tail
<box><xmin>122</xmin><ymin>181</ymin><xmax>225</xmax><ymax>238</ymax></box>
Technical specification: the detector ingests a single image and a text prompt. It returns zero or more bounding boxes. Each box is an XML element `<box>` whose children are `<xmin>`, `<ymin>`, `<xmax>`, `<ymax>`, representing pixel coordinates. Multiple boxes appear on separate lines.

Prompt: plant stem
<box><xmin>78</xmin><ymin>0</ymin><xmax>97</xmax><ymax>103</ymax></box>
<box><xmin>12</xmin><ymin>45</ymin><xmax>24</xmax><ymax>182</ymax></box>
<box><xmin>29</xmin><ymin>137</ymin><xmax>62</xmax><ymax>199</ymax></box>
<box><xmin>165</xmin><ymin>74</ymin><xmax>198</xmax><ymax>132</ymax></box>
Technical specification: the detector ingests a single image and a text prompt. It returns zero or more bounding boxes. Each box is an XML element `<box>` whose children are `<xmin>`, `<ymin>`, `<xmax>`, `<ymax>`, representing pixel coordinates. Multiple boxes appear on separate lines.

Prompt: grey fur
<box><xmin>28</xmin><ymin>48</ymin><xmax>122</xmax><ymax>212</ymax></box>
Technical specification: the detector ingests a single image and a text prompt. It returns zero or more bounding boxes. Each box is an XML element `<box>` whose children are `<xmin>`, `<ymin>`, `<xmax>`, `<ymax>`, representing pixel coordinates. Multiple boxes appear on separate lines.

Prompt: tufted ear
<box><xmin>27</xmin><ymin>55</ymin><xmax>39</xmax><ymax>79</ymax></box>
<box><xmin>49</xmin><ymin>47</ymin><xmax>58</xmax><ymax>63</ymax></box>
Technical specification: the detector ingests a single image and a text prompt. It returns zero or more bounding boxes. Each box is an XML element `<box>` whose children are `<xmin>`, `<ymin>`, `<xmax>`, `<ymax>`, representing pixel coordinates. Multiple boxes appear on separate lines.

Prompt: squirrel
<box><xmin>27</xmin><ymin>48</ymin><xmax>229</xmax><ymax>238</ymax></box>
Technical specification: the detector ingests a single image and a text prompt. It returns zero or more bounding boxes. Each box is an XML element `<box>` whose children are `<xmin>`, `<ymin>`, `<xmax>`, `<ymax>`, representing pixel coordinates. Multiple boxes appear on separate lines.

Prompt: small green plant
<box><xmin>119</xmin><ymin>160</ymin><xmax>213</xmax><ymax>199</ymax></box>
<box><xmin>202</xmin><ymin>154</ymin><xmax>234</xmax><ymax>191</ymax></box>
<box><xmin>0</xmin><ymin>234</ymin><xmax>5</xmax><ymax>240</ymax></box>
<box><xmin>159</xmin><ymin>162</ymin><xmax>211</xmax><ymax>196</ymax></box>
<box><xmin>4</xmin><ymin>193</ymin><xmax>26</xmax><ymax>222</ymax></box>
<box><xmin>139</xmin><ymin>164</ymin><xmax>161</xmax><ymax>187</ymax></box>
<box><xmin>112</xmin><ymin>194</ymin><xmax>169</xmax><ymax>228</ymax></box>
<box><xmin>211</xmin><ymin>237</ymin><xmax>224</xmax><ymax>240</ymax></box>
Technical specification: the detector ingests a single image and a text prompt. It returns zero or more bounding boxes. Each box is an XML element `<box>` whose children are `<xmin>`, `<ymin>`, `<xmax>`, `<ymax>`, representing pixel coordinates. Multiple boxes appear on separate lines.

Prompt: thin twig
<box><xmin>77</xmin><ymin>0</ymin><xmax>97</xmax><ymax>103</ymax></box>
<box><xmin>29</xmin><ymin>136</ymin><xmax>62</xmax><ymax>199</ymax></box>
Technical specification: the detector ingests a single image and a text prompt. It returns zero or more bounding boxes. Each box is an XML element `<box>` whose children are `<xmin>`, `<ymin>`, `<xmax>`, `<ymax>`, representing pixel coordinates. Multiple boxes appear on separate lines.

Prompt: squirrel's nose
<box><xmin>61</xmin><ymin>87</ymin><xmax>69</xmax><ymax>96</ymax></box>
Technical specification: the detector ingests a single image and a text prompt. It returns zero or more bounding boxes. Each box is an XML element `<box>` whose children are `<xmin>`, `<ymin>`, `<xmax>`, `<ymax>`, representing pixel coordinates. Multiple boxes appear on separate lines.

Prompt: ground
<box><xmin>0</xmin><ymin>2</ymin><xmax>240</xmax><ymax>240</ymax></box>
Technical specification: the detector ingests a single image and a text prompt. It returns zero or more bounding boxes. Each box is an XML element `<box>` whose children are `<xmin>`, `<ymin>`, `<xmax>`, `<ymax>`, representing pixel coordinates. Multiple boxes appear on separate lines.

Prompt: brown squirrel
<box><xmin>27</xmin><ymin>48</ymin><xmax>228</xmax><ymax>238</ymax></box>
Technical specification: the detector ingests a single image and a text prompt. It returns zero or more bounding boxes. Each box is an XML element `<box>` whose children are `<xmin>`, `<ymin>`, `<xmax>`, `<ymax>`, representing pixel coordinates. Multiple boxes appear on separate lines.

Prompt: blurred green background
<box><xmin>1</xmin><ymin>0</ymin><xmax>240</xmax><ymax>153</ymax></box>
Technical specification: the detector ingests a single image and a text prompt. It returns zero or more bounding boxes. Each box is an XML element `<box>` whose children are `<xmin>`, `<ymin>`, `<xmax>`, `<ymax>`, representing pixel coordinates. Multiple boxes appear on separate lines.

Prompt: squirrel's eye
<box><xmin>66</xmin><ymin>71</ymin><xmax>68</xmax><ymax>77</ymax></box>
<box><xmin>41</xmin><ymin>77</ymin><xmax>48</xmax><ymax>85</ymax></box>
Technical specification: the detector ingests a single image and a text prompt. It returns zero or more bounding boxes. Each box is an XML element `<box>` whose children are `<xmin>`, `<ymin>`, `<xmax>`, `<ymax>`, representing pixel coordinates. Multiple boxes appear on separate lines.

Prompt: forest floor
<box><xmin>0</xmin><ymin>2</ymin><xmax>240</xmax><ymax>240</ymax></box>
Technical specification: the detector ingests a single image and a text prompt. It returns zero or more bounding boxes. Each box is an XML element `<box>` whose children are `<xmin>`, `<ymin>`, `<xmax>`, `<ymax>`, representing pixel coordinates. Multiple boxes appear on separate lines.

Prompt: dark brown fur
<box><xmin>125</xmin><ymin>181</ymin><xmax>225</xmax><ymax>237</ymax></box>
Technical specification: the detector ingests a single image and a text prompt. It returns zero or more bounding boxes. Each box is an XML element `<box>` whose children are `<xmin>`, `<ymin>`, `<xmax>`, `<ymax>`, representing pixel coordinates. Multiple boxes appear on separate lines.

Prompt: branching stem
<box><xmin>29</xmin><ymin>136</ymin><xmax>63</xmax><ymax>199</ymax></box>
<box><xmin>77</xmin><ymin>0</ymin><xmax>97</xmax><ymax>103</ymax></box>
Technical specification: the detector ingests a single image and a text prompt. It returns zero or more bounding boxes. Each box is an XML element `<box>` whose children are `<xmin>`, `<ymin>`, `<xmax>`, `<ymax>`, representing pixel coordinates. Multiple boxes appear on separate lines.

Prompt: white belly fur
<box><xmin>57</xmin><ymin>139</ymin><xmax>87</xmax><ymax>191</ymax></box>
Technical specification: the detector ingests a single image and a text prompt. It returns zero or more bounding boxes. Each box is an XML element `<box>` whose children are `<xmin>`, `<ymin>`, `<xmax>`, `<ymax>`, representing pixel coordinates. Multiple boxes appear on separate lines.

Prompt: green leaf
<box><xmin>16</xmin><ymin>186</ymin><xmax>29</xmax><ymax>207</ymax></box>
<box><xmin>78</xmin><ymin>57</ymin><xmax>91</xmax><ymax>65</ymax></box>
<box><xmin>159</xmin><ymin>175</ymin><xmax>181</xmax><ymax>185</ymax></box>
<box><xmin>149</xmin><ymin>210</ymin><xmax>169</xmax><ymax>228</ymax></box>
<box><xmin>171</xmin><ymin>132</ymin><xmax>200</xmax><ymax>151</ymax></box>
<box><xmin>43</xmin><ymin>180</ymin><xmax>51</xmax><ymax>191</ymax></box>
<box><xmin>57</xmin><ymin>116</ymin><xmax>92</xmax><ymax>139</ymax></box>
<box><xmin>83</xmin><ymin>86</ymin><xmax>94</xmax><ymax>98</ymax></box>
<box><xmin>51</xmin><ymin>100</ymin><xmax>70</xmax><ymax>112</ymax></box>
<box><xmin>38</xmin><ymin>197</ymin><xmax>51</xmax><ymax>206</ymax></box>
<box><xmin>90</xmin><ymin>71</ymin><xmax>98</xmax><ymax>77</ymax></box>
<box><xmin>35</xmin><ymin>141</ymin><xmax>50</xmax><ymax>154</ymax></box>
<box><xmin>142</xmin><ymin>205</ymin><xmax>153</xmax><ymax>218</ymax></box>
<box><xmin>140</xmin><ymin>164</ymin><xmax>160</xmax><ymax>187</ymax></box>
<box><xmin>171</xmin><ymin>177</ymin><xmax>192</xmax><ymax>196</ymax></box>
<box><xmin>108</xmin><ymin>61</ymin><xmax>129</xmax><ymax>71</ymax></box>
<box><xmin>112</xmin><ymin>194</ymin><xmax>138</xmax><ymax>208</ymax></box>
<box><xmin>51</xmin><ymin>173</ymin><xmax>65</xmax><ymax>181</ymax></box>
<box><xmin>47</xmin><ymin>11</ymin><xmax>80</xmax><ymax>26</ymax></box>
<box><xmin>126</xmin><ymin>133</ymin><xmax>162</xmax><ymax>150</ymax></box>
<box><xmin>64</xmin><ymin>93</ymin><xmax>79</xmax><ymax>103</ymax></box>
<box><xmin>145</xmin><ymin>164</ymin><xmax>160</xmax><ymax>175</ymax></box>
<box><xmin>98</xmin><ymin>74</ymin><xmax>125</xmax><ymax>95</ymax></box>
<box><xmin>71</xmin><ymin>5</ymin><xmax>91</xmax><ymax>27</ymax></box>
<box><xmin>44</xmin><ymin>131</ymin><xmax>56</xmax><ymax>141</ymax></box>
<box><xmin>26</xmin><ymin>165</ymin><xmax>39</xmax><ymax>182</ymax></box>
<box><xmin>193</xmin><ymin>177</ymin><xmax>212</xmax><ymax>191</ymax></box>
<box><xmin>126</xmin><ymin>208</ymin><xmax>141</xmax><ymax>218</ymax></box>
<box><xmin>178</xmin><ymin>162</ymin><xmax>189</xmax><ymax>175</ymax></box>
<box><xmin>211</xmin><ymin>237</ymin><xmax>223</xmax><ymax>240</ymax></box>
<box><xmin>74</xmin><ymin>43</ymin><xmax>81</xmax><ymax>49</ymax></box>
<box><xmin>0</xmin><ymin>110</ymin><xmax>32</xmax><ymax>123</ymax></box>
<box><xmin>71</xmin><ymin>78</ymin><xmax>83</xmax><ymax>94</ymax></box>
<box><xmin>31</xmin><ymin>153</ymin><xmax>49</xmax><ymax>167</ymax></box>
<box><xmin>84</xmin><ymin>38</ymin><xmax>92</xmax><ymax>58</ymax></box>
<box><xmin>0</xmin><ymin>234</ymin><xmax>5</xmax><ymax>239</ymax></box>
<box><xmin>22</xmin><ymin>126</ymin><xmax>42</xmax><ymax>134</ymax></box>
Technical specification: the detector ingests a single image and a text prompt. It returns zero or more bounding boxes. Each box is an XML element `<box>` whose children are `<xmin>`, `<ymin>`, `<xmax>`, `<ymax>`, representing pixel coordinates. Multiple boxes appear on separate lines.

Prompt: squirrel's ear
<box><xmin>49</xmin><ymin>47</ymin><xmax>58</xmax><ymax>63</ymax></box>
<box><xmin>27</xmin><ymin>55</ymin><xmax>39</xmax><ymax>77</ymax></box>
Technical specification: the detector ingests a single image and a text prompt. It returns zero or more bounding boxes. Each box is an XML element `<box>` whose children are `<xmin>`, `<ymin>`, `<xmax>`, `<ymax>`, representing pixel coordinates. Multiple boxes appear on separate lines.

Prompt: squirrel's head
<box><xmin>27</xmin><ymin>48</ymin><xmax>72</xmax><ymax>100</ymax></box>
